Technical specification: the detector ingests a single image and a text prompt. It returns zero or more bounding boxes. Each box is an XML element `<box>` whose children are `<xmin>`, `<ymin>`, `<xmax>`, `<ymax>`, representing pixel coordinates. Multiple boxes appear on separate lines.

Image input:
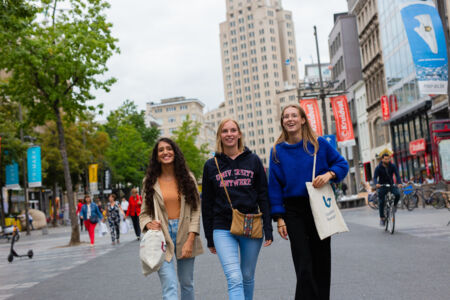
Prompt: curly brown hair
<box><xmin>143</xmin><ymin>137</ymin><xmax>199</xmax><ymax>218</ymax></box>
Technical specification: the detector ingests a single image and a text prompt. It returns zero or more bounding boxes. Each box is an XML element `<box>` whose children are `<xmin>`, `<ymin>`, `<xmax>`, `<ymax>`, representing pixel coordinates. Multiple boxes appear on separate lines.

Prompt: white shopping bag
<box><xmin>120</xmin><ymin>220</ymin><xmax>129</xmax><ymax>234</ymax></box>
<box><xmin>98</xmin><ymin>222</ymin><xmax>108</xmax><ymax>237</ymax></box>
<box><xmin>306</xmin><ymin>154</ymin><xmax>349</xmax><ymax>240</ymax></box>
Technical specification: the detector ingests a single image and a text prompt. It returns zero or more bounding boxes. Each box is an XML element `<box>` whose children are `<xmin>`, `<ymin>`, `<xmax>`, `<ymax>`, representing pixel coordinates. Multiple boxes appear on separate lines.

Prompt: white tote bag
<box><xmin>139</xmin><ymin>199</ymin><xmax>166</xmax><ymax>276</ymax></box>
<box><xmin>120</xmin><ymin>220</ymin><xmax>129</xmax><ymax>234</ymax></box>
<box><xmin>306</xmin><ymin>154</ymin><xmax>349</xmax><ymax>240</ymax></box>
<box><xmin>98</xmin><ymin>222</ymin><xmax>108</xmax><ymax>237</ymax></box>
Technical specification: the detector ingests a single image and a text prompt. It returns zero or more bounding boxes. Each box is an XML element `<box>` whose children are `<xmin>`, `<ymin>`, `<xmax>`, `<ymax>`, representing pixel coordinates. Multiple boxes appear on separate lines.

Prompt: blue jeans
<box><xmin>378</xmin><ymin>186</ymin><xmax>400</xmax><ymax>218</ymax></box>
<box><xmin>158</xmin><ymin>219</ymin><xmax>195</xmax><ymax>300</ymax></box>
<box><xmin>213</xmin><ymin>229</ymin><xmax>263</xmax><ymax>300</ymax></box>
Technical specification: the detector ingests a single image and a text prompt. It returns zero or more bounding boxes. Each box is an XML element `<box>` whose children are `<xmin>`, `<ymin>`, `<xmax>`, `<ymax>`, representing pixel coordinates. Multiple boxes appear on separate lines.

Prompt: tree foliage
<box><xmin>0</xmin><ymin>0</ymin><xmax>119</xmax><ymax>245</ymax></box>
<box><xmin>172</xmin><ymin>117</ymin><xmax>208</xmax><ymax>179</ymax></box>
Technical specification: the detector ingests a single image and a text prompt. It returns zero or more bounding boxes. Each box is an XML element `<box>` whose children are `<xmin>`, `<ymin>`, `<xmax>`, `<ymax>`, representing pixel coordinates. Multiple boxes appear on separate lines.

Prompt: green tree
<box><xmin>105</xmin><ymin>124</ymin><xmax>149</xmax><ymax>187</ymax></box>
<box><xmin>172</xmin><ymin>117</ymin><xmax>208</xmax><ymax>179</ymax></box>
<box><xmin>0</xmin><ymin>0</ymin><xmax>119</xmax><ymax>245</ymax></box>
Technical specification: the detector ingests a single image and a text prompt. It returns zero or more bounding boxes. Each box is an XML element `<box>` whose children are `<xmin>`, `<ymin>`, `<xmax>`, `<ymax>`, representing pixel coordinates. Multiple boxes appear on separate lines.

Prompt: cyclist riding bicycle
<box><xmin>373</xmin><ymin>153</ymin><xmax>402</xmax><ymax>226</ymax></box>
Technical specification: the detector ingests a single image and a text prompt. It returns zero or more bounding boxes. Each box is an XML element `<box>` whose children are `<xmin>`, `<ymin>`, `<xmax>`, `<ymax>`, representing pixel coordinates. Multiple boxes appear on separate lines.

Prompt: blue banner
<box><xmin>27</xmin><ymin>146</ymin><xmax>42</xmax><ymax>187</ymax></box>
<box><xmin>5</xmin><ymin>161</ymin><xmax>20</xmax><ymax>189</ymax></box>
<box><xmin>400</xmin><ymin>1</ymin><xmax>448</xmax><ymax>94</ymax></box>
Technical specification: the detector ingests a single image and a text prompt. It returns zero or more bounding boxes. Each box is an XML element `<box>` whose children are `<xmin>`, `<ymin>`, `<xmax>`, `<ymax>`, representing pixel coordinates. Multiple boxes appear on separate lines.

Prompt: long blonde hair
<box><xmin>215</xmin><ymin>118</ymin><xmax>245</xmax><ymax>154</ymax></box>
<box><xmin>272</xmin><ymin>104</ymin><xmax>319</xmax><ymax>163</ymax></box>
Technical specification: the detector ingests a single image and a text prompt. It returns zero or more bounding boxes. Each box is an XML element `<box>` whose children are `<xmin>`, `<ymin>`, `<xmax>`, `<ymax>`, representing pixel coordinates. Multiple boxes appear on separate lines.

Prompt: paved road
<box><xmin>1</xmin><ymin>207</ymin><xmax>450</xmax><ymax>300</ymax></box>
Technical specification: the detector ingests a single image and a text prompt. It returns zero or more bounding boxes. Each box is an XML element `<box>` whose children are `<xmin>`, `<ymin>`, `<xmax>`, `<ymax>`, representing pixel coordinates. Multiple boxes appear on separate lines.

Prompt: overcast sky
<box><xmin>93</xmin><ymin>0</ymin><xmax>349</xmax><ymax>118</ymax></box>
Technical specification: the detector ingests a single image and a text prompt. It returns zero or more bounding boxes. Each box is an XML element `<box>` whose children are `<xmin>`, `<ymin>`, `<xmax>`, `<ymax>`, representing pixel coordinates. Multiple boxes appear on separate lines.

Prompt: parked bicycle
<box><xmin>368</xmin><ymin>190</ymin><xmax>378</xmax><ymax>210</ymax></box>
<box><xmin>380</xmin><ymin>184</ymin><xmax>396</xmax><ymax>234</ymax></box>
<box><xmin>406</xmin><ymin>183</ymin><xmax>447</xmax><ymax>210</ymax></box>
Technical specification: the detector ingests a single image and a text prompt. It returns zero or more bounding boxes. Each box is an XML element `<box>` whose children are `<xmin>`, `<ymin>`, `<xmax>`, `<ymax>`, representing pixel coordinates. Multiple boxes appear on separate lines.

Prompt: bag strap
<box><xmin>153</xmin><ymin>197</ymin><xmax>160</xmax><ymax>221</ymax></box>
<box><xmin>214</xmin><ymin>157</ymin><xmax>233</xmax><ymax>209</ymax></box>
<box><xmin>312</xmin><ymin>154</ymin><xmax>317</xmax><ymax>181</ymax></box>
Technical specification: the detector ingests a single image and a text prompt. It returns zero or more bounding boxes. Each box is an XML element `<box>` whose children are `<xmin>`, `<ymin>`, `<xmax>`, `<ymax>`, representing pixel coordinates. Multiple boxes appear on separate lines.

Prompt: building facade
<box><xmin>219</xmin><ymin>0</ymin><xmax>299</xmax><ymax>166</ymax></box>
<box><xmin>146</xmin><ymin>97</ymin><xmax>215</xmax><ymax>150</ymax></box>
<box><xmin>349</xmin><ymin>0</ymin><xmax>391</xmax><ymax>173</ymax></box>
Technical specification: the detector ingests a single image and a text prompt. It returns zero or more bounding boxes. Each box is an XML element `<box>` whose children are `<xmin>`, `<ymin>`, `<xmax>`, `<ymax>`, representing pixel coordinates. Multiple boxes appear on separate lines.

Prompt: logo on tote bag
<box><xmin>322</xmin><ymin>196</ymin><xmax>331</xmax><ymax>208</ymax></box>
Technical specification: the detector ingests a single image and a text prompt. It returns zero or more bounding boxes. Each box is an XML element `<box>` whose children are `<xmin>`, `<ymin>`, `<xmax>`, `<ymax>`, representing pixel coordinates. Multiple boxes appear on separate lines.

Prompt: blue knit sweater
<box><xmin>268</xmin><ymin>137</ymin><xmax>349</xmax><ymax>215</ymax></box>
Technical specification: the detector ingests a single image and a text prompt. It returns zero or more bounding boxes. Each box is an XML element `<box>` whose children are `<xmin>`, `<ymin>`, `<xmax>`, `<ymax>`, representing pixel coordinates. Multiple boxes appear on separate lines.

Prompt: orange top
<box><xmin>159</xmin><ymin>178</ymin><xmax>180</xmax><ymax>220</ymax></box>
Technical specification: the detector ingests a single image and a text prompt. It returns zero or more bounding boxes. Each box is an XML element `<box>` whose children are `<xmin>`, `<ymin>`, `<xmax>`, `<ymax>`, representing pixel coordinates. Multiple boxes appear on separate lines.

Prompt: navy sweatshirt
<box><xmin>373</xmin><ymin>162</ymin><xmax>401</xmax><ymax>185</ymax></box>
<box><xmin>268</xmin><ymin>137</ymin><xmax>349</xmax><ymax>216</ymax></box>
<box><xmin>201</xmin><ymin>147</ymin><xmax>273</xmax><ymax>248</ymax></box>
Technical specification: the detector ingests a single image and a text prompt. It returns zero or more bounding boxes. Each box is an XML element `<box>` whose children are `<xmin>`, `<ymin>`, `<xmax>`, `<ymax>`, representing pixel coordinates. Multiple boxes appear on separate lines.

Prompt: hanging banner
<box><xmin>27</xmin><ymin>146</ymin><xmax>42</xmax><ymax>187</ymax></box>
<box><xmin>299</xmin><ymin>98</ymin><xmax>323</xmax><ymax>136</ymax></box>
<box><xmin>89</xmin><ymin>164</ymin><xmax>98</xmax><ymax>192</ymax></box>
<box><xmin>381</xmin><ymin>95</ymin><xmax>390</xmax><ymax>121</ymax></box>
<box><xmin>5</xmin><ymin>161</ymin><xmax>20</xmax><ymax>189</ymax></box>
<box><xmin>330</xmin><ymin>95</ymin><xmax>355</xmax><ymax>148</ymax></box>
<box><xmin>400</xmin><ymin>1</ymin><xmax>448</xmax><ymax>94</ymax></box>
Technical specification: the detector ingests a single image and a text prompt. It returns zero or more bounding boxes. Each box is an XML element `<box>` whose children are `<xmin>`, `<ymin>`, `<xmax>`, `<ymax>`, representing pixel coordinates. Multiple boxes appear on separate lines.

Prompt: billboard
<box><xmin>400</xmin><ymin>1</ymin><xmax>448</xmax><ymax>94</ymax></box>
<box><xmin>300</xmin><ymin>98</ymin><xmax>323</xmax><ymax>136</ymax></box>
<box><xmin>330</xmin><ymin>95</ymin><xmax>355</xmax><ymax>148</ymax></box>
<box><xmin>27</xmin><ymin>146</ymin><xmax>42</xmax><ymax>187</ymax></box>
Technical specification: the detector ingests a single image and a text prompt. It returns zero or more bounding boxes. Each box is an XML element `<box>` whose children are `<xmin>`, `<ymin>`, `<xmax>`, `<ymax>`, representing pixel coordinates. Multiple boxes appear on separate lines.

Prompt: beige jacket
<box><xmin>139</xmin><ymin>179</ymin><xmax>204</xmax><ymax>262</ymax></box>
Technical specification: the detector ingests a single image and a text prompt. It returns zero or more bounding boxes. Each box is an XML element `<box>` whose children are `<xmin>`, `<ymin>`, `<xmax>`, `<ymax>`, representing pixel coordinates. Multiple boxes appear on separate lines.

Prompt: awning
<box><xmin>387</xmin><ymin>100</ymin><xmax>432</xmax><ymax>125</ymax></box>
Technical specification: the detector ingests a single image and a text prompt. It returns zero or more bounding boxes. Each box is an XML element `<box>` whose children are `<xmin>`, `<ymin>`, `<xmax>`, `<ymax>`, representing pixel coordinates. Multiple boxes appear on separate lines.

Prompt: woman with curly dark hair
<box><xmin>139</xmin><ymin>137</ymin><xmax>203</xmax><ymax>300</ymax></box>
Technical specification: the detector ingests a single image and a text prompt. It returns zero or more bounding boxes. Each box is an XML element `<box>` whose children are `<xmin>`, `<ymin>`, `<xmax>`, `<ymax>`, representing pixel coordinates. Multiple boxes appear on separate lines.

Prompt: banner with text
<box><xmin>331</xmin><ymin>95</ymin><xmax>355</xmax><ymax>148</ymax></box>
<box><xmin>89</xmin><ymin>163</ymin><xmax>98</xmax><ymax>192</ymax></box>
<box><xmin>400</xmin><ymin>1</ymin><xmax>448</xmax><ymax>94</ymax></box>
<box><xmin>5</xmin><ymin>161</ymin><xmax>20</xmax><ymax>189</ymax></box>
<box><xmin>300</xmin><ymin>98</ymin><xmax>323</xmax><ymax>136</ymax></box>
<box><xmin>27</xmin><ymin>146</ymin><xmax>42</xmax><ymax>187</ymax></box>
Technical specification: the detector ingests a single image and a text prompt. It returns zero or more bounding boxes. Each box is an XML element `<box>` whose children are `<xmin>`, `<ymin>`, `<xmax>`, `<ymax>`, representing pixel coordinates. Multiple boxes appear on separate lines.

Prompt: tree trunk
<box><xmin>54</xmin><ymin>105</ymin><xmax>80</xmax><ymax>245</ymax></box>
<box><xmin>52</xmin><ymin>183</ymin><xmax>57</xmax><ymax>227</ymax></box>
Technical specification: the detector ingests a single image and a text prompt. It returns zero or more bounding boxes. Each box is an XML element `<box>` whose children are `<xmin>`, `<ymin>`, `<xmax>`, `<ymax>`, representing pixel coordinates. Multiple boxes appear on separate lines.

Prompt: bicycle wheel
<box><xmin>407</xmin><ymin>194</ymin><xmax>418</xmax><ymax>211</ymax></box>
<box><xmin>387</xmin><ymin>206</ymin><xmax>395</xmax><ymax>234</ymax></box>
<box><xmin>384</xmin><ymin>206</ymin><xmax>389</xmax><ymax>232</ymax></box>
<box><xmin>431</xmin><ymin>192</ymin><xmax>446</xmax><ymax>209</ymax></box>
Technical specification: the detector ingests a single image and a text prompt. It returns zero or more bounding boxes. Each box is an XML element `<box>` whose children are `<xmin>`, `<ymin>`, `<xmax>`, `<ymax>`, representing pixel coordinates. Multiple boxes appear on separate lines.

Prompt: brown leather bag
<box><xmin>214</xmin><ymin>157</ymin><xmax>263</xmax><ymax>239</ymax></box>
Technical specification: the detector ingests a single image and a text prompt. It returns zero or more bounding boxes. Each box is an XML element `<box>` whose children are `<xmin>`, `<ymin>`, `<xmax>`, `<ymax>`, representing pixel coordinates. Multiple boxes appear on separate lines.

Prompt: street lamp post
<box><xmin>313</xmin><ymin>25</ymin><xmax>329</xmax><ymax>135</ymax></box>
<box><xmin>18</xmin><ymin>104</ymin><xmax>31</xmax><ymax>236</ymax></box>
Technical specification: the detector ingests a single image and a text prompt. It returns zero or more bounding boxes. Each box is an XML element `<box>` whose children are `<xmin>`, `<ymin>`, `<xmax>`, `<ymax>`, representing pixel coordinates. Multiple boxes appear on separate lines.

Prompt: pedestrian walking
<box><xmin>80</xmin><ymin>195</ymin><xmax>103</xmax><ymax>247</ymax></box>
<box><xmin>268</xmin><ymin>105</ymin><xmax>349</xmax><ymax>300</ymax></box>
<box><xmin>107</xmin><ymin>194</ymin><xmax>123</xmax><ymax>245</ymax></box>
<box><xmin>127</xmin><ymin>188</ymin><xmax>142</xmax><ymax>240</ymax></box>
<box><xmin>76</xmin><ymin>199</ymin><xmax>84</xmax><ymax>231</ymax></box>
<box><xmin>202</xmin><ymin>119</ymin><xmax>273</xmax><ymax>300</ymax></box>
<box><xmin>120</xmin><ymin>196</ymin><xmax>129</xmax><ymax>216</ymax></box>
<box><xmin>140</xmin><ymin>137</ymin><xmax>203</xmax><ymax>300</ymax></box>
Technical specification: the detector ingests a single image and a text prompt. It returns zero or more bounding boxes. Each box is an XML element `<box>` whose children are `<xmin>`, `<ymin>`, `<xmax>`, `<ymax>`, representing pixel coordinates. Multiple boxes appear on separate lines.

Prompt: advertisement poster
<box><xmin>89</xmin><ymin>163</ymin><xmax>98</xmax><ymax>192</ymax></box>
<box><xmin>400</xmin><ymin>1</ymin><xmax>448</xmax><ymax>94</ymax></box>
<box><xmin>330</xmin><ymin>95</ymin><xmax>355</xmax><ymax>148</ymax></box>
<box><xmin>381</xmin><ymin>95</ymin><xmax>390</xmax><ymax>121</ymax></box>
<box><xmin>438</xmin><ymin>139</ymin><xmax>450</xmax><ymax>181</ymax></box>
<box><xmin>27</xmin><ymin>146</ymin><xmax>42</xmax><ymax>187</ymax></box>
<box><xmin>5</xmin><ymin>161</ymin><xmax>20</xmax><ymax>190</ymax></box>
<box><xmin>299</xmin><ymin>98</ymin><xmax>323</xmax><ymax>136</ymax></box>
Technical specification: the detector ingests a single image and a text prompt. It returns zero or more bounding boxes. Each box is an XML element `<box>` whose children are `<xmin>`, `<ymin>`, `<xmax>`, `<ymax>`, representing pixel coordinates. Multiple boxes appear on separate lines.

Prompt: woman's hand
<box><xmin>208</xmin><ymin>247</ymin><xmax>217</xmax><ymax>254</ymax></box>
<box><xmin>312</xmin><ymin>172</ymin><xmax>333</xmax><ymax>188</ymax></box>
<box><xmin>145</xmin><ymin>220</ymin><xmax>161</xmax><ymax>231</ymax></box>
<box><xmin>263</xmin><ymin>240</ymin><xmax>272</xmax><ymax>247</ymax></box>
<box><xmin>180</xmin><ymin>239</ymin><xmax>194</xmax><ymax>258</ymax></box>
<box><xmin>277</xmin><ymin>218</ymin><xmax>288</xmax><ymax>240</ymax></box>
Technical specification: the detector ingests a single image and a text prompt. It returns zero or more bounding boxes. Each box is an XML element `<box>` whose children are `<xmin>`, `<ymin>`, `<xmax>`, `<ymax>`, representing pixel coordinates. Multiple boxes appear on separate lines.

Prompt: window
<box><xmin>166</xmin><ymin>107</ymin><xmax>176</xmax><ymax>112</ymax></box>
<box><xmin>168</xmin><ymin>117</ymin><xmax>176</xmax><ymax>123</ymax></box>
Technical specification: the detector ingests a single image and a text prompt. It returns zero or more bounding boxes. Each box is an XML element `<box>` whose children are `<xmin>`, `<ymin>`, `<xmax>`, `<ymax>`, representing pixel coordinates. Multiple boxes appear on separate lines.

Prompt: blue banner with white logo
<box><xmin>400</xmin><ymin>1</ymin><xmax>448</xmax><ymax>94</ymax></box>
<box><xmin>5</xmin><ymin>161</ymin><xmax>20</xmax><ymax>189</ymax></box>
<box><xmin>27</xmin><ymin>146</ymin><xmax>42</xmax><ymax>187</ymax></box>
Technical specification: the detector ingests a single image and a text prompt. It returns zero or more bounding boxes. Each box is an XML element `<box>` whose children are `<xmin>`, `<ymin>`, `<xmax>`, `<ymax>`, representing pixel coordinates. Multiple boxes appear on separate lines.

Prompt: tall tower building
<box><xmin>219</xmin><ymin>0</ymin><xmax>299</xmax><ymax>166</ymax></box>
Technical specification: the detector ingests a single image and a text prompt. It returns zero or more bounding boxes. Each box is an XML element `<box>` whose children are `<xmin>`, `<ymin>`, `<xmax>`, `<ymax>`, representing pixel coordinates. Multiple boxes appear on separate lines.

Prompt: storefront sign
<box><xmin>409</xmin><ymin>138</ymin><xmax>426</xmax><ymax>155</ymax></box>
<box><xmin>330</xmin><ymin>95</ymin><xmax>355</xmax><ymax>147</ymax></box>
<box><xmin>27</xmin><ymin>146</ymin><xmax>42</xmax><ymax>187</ymax></box>
<box><xmin>400</xmin><ymin>1</ymin><xmax>448</xmax><ymax>94</ymax></box>
<box><xmin>89</xmin><ymin>163</ymin><xmax>98</xmax><ymax>192</ymax></box>
<box><xmin>5</xmin><ymin>161</ymin><xmax>20</xmax><ymax>189</ymax></box>
<box><xmin>438</xmin><ymin>139</ymin><xmax>450</xmax><ymax>181</ymax></box>
<box><xmin>381</xmin><ymin>95</ymin><xmax>390</xmax><ymax>121</ymax></box>
<box><xmin>300</xmin><ymin>98</ymin><xmax>323</xmax><ymax>136</ymax></box>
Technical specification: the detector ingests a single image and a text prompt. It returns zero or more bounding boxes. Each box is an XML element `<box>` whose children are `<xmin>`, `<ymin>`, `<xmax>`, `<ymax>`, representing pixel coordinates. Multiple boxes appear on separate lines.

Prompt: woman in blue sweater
<box><xmin>268</xmin><ymin>105</ymin><xmax>348</xmax><ymax>300</ymax></box>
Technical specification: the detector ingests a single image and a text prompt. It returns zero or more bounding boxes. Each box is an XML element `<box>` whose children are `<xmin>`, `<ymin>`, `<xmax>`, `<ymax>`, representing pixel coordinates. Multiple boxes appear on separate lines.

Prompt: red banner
<box><xmin>381</xmin><ymin>95</ymin><xmax>390</xmax><ymax>121</ymax></box>
<box><xmin>299</xmin><ymin>98</ymin><xmax>323</xmax><ymax>136</ymax></box>
<box><xmin>409</xmin><ymin>138</ymin><xmax>426</xmax><ymax>155</ymax></box>
<box><xmin>330</xmin><ymin>95</ymin><xmax>355</xmax><ymax>147</ymax></box>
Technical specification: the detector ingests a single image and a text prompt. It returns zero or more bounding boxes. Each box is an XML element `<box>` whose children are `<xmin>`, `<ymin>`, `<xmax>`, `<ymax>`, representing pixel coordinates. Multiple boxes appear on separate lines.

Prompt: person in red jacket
<box><xmin>126</xmin><ymin>188</ymin><xmax>142</xmax><ymax>240</ymax></box>
<box><xmin>76</xmin><ymin>199</ymin><xmax>84</xmax><ymax>231</ymax></box>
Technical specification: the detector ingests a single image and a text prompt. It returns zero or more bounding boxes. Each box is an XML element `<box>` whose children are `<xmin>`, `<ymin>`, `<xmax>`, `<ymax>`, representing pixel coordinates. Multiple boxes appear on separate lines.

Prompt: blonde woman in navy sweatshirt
<box><xmin>202</xmin><ymin>118</ymin><xmax>273</xmax><ymax>300</ymax></box>
<box><xmin>268</xmin><ymin>105</ymin><xmax>348</xmax><ymax>300</ymax></box>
